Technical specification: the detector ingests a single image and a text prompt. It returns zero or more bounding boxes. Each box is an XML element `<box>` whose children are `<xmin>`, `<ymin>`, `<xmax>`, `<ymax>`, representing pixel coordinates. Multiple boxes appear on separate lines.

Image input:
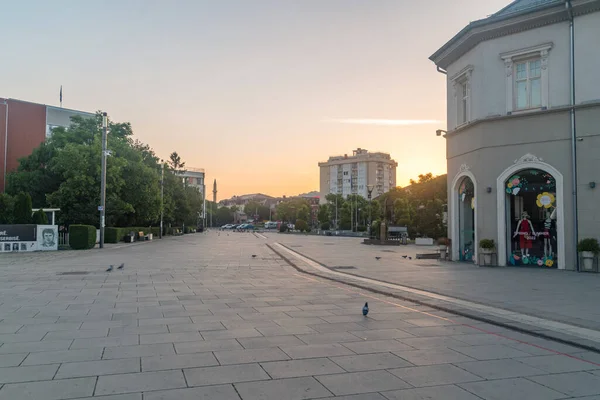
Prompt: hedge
<box><xmin>105</xmin><ymin>227</ymin><xmax>161</xmax><ymax>243</ymax></box>
<box><xmin>69</xmin><ymin>225</ymin><xmax>96</xmax><ymax>250</ymax></box>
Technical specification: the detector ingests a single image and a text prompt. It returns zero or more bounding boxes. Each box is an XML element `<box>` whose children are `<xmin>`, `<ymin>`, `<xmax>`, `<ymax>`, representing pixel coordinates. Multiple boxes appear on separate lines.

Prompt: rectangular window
<box><xmin>457</xmin><ymin>81</ymin><xmax>469</xmax><ymax>125</ymax></box>
<box><xmin>515</xmin><ymin>59</ymin><xmax>541</xmax><ymax>110</ymax></box>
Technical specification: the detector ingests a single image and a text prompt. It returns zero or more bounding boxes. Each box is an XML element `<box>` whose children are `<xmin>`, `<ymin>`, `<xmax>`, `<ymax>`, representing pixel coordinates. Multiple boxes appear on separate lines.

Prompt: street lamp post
<box><xmin>367</xmin><ymin>184</ymin><xmax>374</xmax><ymax>238</ymax></box>
<box><xmin>159</xmin><ymin>161</ymin><xmax>164</xmax><ymax>239</ymax></box>
<box><xmin>99</xmin><ymin>112</ymin><xmax>108</xmax><ymax>249</ymax></box>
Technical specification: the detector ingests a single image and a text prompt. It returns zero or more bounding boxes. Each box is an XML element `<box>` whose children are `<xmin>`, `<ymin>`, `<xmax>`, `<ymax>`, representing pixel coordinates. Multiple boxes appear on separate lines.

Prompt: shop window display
<box><xmin>458</xmin><ymin>177</ymin><xmax>475</xmax><ymax>262</ymax></box>
<box><xmin>506</xmin><ymin>170</ymin><xmax>557</xmax><ymax>267</ymax></box>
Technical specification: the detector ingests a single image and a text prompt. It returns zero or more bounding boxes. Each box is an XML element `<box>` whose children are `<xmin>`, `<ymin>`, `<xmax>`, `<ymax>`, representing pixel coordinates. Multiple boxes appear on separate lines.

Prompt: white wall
<box><xmin>574</xmin><ymin>12</ymin><xmax>600</xmax><ymax>104</ymax></box>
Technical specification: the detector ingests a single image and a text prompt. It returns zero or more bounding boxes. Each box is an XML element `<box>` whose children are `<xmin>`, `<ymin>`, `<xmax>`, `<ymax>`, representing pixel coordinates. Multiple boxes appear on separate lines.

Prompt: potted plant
<box><xmin>479</xmin><ymin>239</ymin><xmax>496</xmax><ymax>265</ymax></box>
<box><xmin>438</xmin><ymin>237</ymin><xmax>449</xmax><ymax>259</ymax></box>
<box><xmin>578</xmin><ymin>238</ymin><xmax>600</xmax><ymax>272</ymax></box>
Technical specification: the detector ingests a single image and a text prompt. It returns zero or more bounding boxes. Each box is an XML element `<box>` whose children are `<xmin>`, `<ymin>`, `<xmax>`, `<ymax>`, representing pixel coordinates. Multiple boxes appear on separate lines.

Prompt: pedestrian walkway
<box><xmin>2</xmin><ymin>231</ymin><xmax>600</xmax><ymax>399</ymax></box>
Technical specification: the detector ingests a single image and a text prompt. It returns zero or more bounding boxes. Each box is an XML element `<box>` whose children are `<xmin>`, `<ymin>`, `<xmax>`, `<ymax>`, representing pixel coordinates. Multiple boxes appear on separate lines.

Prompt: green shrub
<box><xmin>320</xmin><ymin>222</ymin><xmax>330</xmax><ymax>231</ymax></box>
<box><xmin>104</xmin><ymin>227</ymin><xmax>121</xmax><ymax>243</ymax></box>
<box><xmin>13</xmin><ymin>192</ymin><xmax>32</xmax><ymax>224</ymax></box>
<box><xmin>357</xmin><ymin>225</ymin><xmax>367</xmax><ymax>232</ymax></box>
<box><xmin>479</xmin><ymin>239</ymin><xmax>495</xmax><ymax>250</ymax></box>
<box><xmin>69</xmin><ymin>225</ymin><xmax>96</xmax><ymax>250</ymax></box>
<box><xmin>339</xmin><ymin>221</ymin><xmax>351</xmax><ymax>231</ymax></box>
<box><xmin>371</xmin><ymin>220</ymin><xmax>381</xmax><ymax>239</ymax></box>
<box><xmin>578</xmin><ymin>238</ymin><xmax>600</xmax><ymax>254</ymax></box>
<box><xmin>32</xmin><ymin>209</ymin><xmax>48</xmax><ymax>224</ymax></box>
<box><xmin>295</xmin><ymin>219</ymin><xmax>308</xmax><ymax>232</ymax></box>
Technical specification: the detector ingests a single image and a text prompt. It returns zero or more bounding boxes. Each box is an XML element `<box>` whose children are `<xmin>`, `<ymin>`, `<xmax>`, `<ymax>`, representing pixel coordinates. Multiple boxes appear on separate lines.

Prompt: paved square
<box><xmin>0</xmin><ymin>232</ymin><xmax>599</xmax><ymax>399</ymax></box>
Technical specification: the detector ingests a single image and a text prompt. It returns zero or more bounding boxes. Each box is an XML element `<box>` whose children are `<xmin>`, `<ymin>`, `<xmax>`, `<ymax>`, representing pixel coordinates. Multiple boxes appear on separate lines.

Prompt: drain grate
<box><xmin>331</xmin><ymin>266</ymin><xmax>356</xmax><ymax>270</ymax></box>
<box><xmin>57</xmin><ymin>271</ymin><xmax>90</xmax><ymax>275</ymax></box>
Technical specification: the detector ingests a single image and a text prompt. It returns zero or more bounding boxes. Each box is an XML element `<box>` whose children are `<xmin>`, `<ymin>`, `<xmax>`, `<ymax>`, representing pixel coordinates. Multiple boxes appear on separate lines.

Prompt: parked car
<box><xmin>221</xmin><ymin>224</ymin><xmax>236</xmax><ymax>230</ymax></box>
<box><xmin>264</xmin><ymin>221</ymin><xmax>278</xmax><ymax>229</ymax></box>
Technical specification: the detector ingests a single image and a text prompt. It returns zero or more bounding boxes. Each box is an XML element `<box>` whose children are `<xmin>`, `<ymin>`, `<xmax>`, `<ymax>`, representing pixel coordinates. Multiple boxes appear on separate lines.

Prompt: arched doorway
<box><xmin>451</xmin><ymin>168</ymin><xmax>477</xmax><ymax>263</ymax></box>
<box><xmin>497</xmin><ymin>155</ymin><xmax>564</xmax><ymax>269</ymax></box>
<box><xmin>457</xmin><ymin>177</ymin><xmax>475</xmax><ymax>262</ymax></box>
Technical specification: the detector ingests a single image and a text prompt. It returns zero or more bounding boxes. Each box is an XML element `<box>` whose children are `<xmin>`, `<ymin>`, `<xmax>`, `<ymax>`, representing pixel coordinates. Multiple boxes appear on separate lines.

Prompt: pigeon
<box><xmin>375</xmin><ymin>256</ymin><xmax>381</xmax><ymax>260</ymax></box>
<box><xmin>402</xmin><ymin>255</ymin><xmax>408</xmax><ymax>259</ymax></box>
<box><xmin>362</xmin><ymin>302</ymin><xmax>369</xmax><ymax>316</ymax></box>
<box><xmin>408</xmin><ymin>256</ymin><xmax>412</xmax><ymax>260</ymax></box>
<box><xmin>117</xmin><ymin>263</ymin><xmax>124</xmax><ymax>270</ymax></box>
<box><xmin>251</xmin><ymin>255</ymin><xmax>257</xmax><ymax>258</ymax></box>
<box><xmin>106</xmin><ymin>265</ymin><xmax>113</xmax><ymax>272</ymax></box>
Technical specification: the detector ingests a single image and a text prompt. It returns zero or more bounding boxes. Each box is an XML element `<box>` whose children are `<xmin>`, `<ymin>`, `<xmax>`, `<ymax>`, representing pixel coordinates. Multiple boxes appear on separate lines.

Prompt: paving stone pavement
<box><xmin>1</xmin><ymin>231</ymin><xmax>600</xmax><ymax>399</ymax></box>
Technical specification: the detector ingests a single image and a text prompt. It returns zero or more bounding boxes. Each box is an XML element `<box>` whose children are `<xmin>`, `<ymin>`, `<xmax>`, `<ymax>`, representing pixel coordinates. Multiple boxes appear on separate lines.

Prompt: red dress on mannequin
<box><xmin>518</xmin><ymin>218</ymin><xmax>534</xmax><ymax>249</ymax></box>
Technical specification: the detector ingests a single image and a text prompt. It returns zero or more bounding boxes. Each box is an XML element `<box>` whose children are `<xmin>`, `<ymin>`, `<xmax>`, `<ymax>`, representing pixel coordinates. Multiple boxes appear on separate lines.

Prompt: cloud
<box><xmin>324</xmin><ymin>118</ymin><xmax>441</xmax><ymax>126</ymax></box>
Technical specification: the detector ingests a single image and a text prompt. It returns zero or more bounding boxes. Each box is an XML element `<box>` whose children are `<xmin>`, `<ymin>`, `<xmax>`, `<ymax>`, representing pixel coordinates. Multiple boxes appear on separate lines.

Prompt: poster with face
<box><xmin>36</xmin><ymin>225</ymin><xmax>58</xmax><ymax>251</ymax></box>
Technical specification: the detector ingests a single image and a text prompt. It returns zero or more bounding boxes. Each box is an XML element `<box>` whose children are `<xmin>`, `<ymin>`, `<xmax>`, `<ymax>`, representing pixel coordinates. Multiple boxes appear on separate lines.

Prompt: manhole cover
<box><xmin>331</xmin><ymin>266</ymin><xmax>356</xmax><ymax>270</ymax></box>
<box><xmin>57</xmin><ymin>272</ymin><xmax>90</xmax><ymax>275</ymax></box>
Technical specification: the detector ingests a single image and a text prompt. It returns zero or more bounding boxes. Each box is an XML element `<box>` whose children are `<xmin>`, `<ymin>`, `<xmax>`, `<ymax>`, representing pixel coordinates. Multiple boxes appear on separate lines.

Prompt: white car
<box><xmin>264</xmin><ymin>222</ymin><xmax>278</xmax><ymax>229</ymax></box>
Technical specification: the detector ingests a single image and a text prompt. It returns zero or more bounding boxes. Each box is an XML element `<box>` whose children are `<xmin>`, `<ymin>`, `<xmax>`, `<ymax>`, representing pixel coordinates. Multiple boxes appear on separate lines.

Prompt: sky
<box><xmin>2</xmin><ymin>0</ymin><xmax>510</xmax><ymax>200</ymax></box>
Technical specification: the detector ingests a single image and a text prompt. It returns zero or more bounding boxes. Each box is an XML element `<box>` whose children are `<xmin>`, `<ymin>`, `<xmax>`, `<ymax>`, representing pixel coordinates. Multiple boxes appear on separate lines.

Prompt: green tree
<box><xmin>13</xmin><ymin>192</ymin><xmax>32</xmax><ymax>224</ymax></box>
<box><xmin>32</xmin><ymin>209</ymin><xmax>48</xmax><ymax>224</ymax></box>
<box><xmin>168</xmin><ymin>151</ymin><xmax>186</xmax><ymax>173</ymax></box>
<box><xmin>317</xmin><ymin>204</ymin><xmax>329</xmax><ymax>225</ymax></box>
<box><xmin>297</xmin><ymin>204</ymin><xmax>310</xmax><ymax>222</ymax></box>
<box><xmin>216</xmin><ymin>207</ymin><xmax>233</xmax><ymax>225</ymax></box>
<box><xmin>244</xmin><ymin>201</ymin><xmax>270</xmax><ymax>221</ymax></box>
<box><xmin>0</xmin><ymin>194</ymin><xmax>13</xmax><ymax>224</ymax></box>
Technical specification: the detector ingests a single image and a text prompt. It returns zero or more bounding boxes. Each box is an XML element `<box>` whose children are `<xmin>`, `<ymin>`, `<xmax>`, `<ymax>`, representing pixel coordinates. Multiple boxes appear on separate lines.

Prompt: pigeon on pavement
<box><xmin>402</xmin><ymin>255</ymin><xmax>407</xmax><ymax>259</ymax></box>
<box><xmin>375</xmin><ymin>256</ymin><xmax>381</xmax><ymax>260</ymax></box>
<box><xmin>362</xmin><ymin>302</ymin><xmax>369</xmax><ymax>316</ymax></box>
<box><xmin>106</xmin><ymin>265</ymin><xmax>113</xmax><ymax>272</ymax></box>
<box><xmin>117</xmin><ymin>263</ymin><xmax>124</xmax><ymax>270</ymax></box>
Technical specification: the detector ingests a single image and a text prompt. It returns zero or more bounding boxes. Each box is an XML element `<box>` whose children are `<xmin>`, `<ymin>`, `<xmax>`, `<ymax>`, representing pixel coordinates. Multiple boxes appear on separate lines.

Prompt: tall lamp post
<box><xmin>159</xmin><ymin>160</ymin><xmax>164</xmax><ymax>239</ymax></box>
<box><xmin>367</xmin><ymin>184</ymin><xmax>374</xmax><ymax>238</ymax></box>
<box><xmin>99</xmin><ymin>112</ymin><xmax>108</xmax><ymax>249</ymax></box>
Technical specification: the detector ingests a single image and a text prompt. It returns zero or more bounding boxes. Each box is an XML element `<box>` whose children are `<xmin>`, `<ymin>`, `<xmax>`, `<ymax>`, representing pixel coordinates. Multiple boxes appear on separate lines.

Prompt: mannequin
<box><xmin>542</xmin><ymin>207</ymin><xmax>557</xmax><ymax>258</ymax></box>
<box><xmin>514</xmin><ymin>211</ymin><xmax>536</xmax><ymax>256</ymax></box>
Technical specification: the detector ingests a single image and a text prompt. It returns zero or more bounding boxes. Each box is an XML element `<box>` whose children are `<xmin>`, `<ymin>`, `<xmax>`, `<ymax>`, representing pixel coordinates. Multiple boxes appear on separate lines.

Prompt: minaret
<box><xmin>211</xmin><ymin>179</ymin><xmax>217</xmax><ymax>227</ymax></box>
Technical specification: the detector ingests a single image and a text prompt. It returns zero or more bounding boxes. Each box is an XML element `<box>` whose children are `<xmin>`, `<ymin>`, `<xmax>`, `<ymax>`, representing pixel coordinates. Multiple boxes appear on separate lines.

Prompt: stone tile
<box><xmin>529</xmin><ymin>372</ymin><xmax>600</xmax><ymax>397</ymax></box>
<box><xmin>95</xmin><ymin>370</ymin><xmax>187</xmax><ymax>395</ymax></box>
<box><xmin>281</xmin><ymin>343</ymin><xmax>356</xmax><ymax>359</ymax></box>
<box><xmin>450</xmin><ymin>333</ymin><xmax>516</xmax><ymax>346</ymax></box>
<box><xmin>238</xmin><ymin>335</ymin><xmax>306</xmax><ymax>349</ymax></box>
<box><xmin>142</xmin><ymin>352</ymin><xmax>218</xmax><ymax>372</ymax></box>
<box><xmin>167</xmin><ymin>321</ymin><xmax>226</xmax><ymax>333</ymax></box>
<box><xmin>399</xmin><ymin>336</ymin><xmax>471</xmax><ymax>349</ymax></box>
<box><xmin>22</xmin><ymin>348</ymin><xmax>104</xmax><ymax>365</ymax></box>
<box><xmin>0</xmin><ymin>377</ymin><xmax>96</xmax><ymax>400</ymax></box>
<box><xmin>273</xmin><ymin>317</ymin><xmax>327</xmax><ymax>326</ymax></box>
<box><xmin>174</xmin><ymin>339</ymin><xmax>242</xmax><ymax>354</ymax></box>
<box><xmin>342</xmin><ymin>339</ymin><xmax>412</xmax><ymax>354</ymax></box>
<box><xmin>0</xmin><ymin>324</ymin><xmax>24</xmax><ymax>334</ymax></box>
<box><xmin>381</xmin><ymin>384</ymin><xmax>483</xmax><ymax>400</ymax></box>
<box><xmin>261</xmin><ymin>358</ymin><xmax>345</xmax><ymax>379</ymax></box>
<box><xmin>392</xmin><ymin>348</ymin><xmax>475</xmax><ymax>366</ymax></box>
<box><xmin>308</xmin><ymin>322</ymin><xmax>368</xmax><ymax>333</ymax></box>
<box><xmin>330</xmin><ymin>352</ymin><xmax>413</xmax><ymax>372</ymax></box>
<box><xmin>296</xmin><ymin>332</ymin><xmax>361</xmax><ymax>345</ymax></box>
<box><xmin>16</xmin><ymin>323</ymin><xmax>82</xmax><ymax>334</ymax></box>
<box><xmin>140</xmin><ymin>332</ymin><xmax>203</xmax><ymax>345</ymax></box>
<box><xmin>44</xmin><ymin>329</ymin><xmax>109</xmax><ymax>340</ymax></box>
<box><xmin>214</xmin><ymin>347</ymin><xmax>289</xmax><ymax>365</ymax></box>
<box><xmin>143</xmin><ymin>384</ymin><xmax>240</xmax><ymax>400</ymax></box>
<box><xmin>55</xmin><ymin>358</ymin><xmax>140</xmax><ymax>379</ymax></box>
<box><xmin>109</xmin><ymin>325</ymin><xmax>169</xmax><ymax>336</ymax></box>
<box><xmin>0</xmin><ymin>364</ymin><xmax>59</xmax><ymax>384</ymax></box>
<box><xmin>348</xmin><ymin>329</ymin><xmax>414</xmax><ymax>341</ymax></box>
<box><xmin>69</xmin><ymin>395</ymin><xmax>141</xmax><ymax>400</ymax></box>
<box><xmin>256</xmin><ymin>326</ymin><xmax>317</xmax><ymax>336</ymax></box>
<box><xmin>235</xmin><ymin>377</ymin><xmax>332</xmax><ymax>400</ymax></box>
<box><xmin>459</xmin><ymin>377</ymin><xmax>567</xmax><ymax>400</ymax></box>
<box><xmin>138</xmin><ymin>317</ymin><xmax>192</xmax><ymax>326</ymax></box>
<box><xmin>0</xmin><ymin>353</ymin><xmax>28</xmax><ymax>367</ymax></box>
<box><xmin>388</xmin><ymin>364</ymin><xmax>482</xmax><ymax>387</ymax></box>
<box><xmin>0</xmin><ymin>332</ymin><xmax>47</xmax><ymax>343</ymax></box>
<box><xmin>184</xmin><ymin>363</ymin><xmax>270</xmax><ymax>386</ymax></box>
<box><xmin>103</xmin><ymin>343</ymin><xmax>175</xmax><ymax>359</ymax></box>
<box><xmin>315</xmin><ymin>370</ymin><xmax>410</xmax><ymax>396</ymax></box>
<box><xmin>80</xmin><ymin>321</ymin><xmax>126</xmax><ymax>329</ymax></box>
<box><xmin>450</xmin><ymin>344</ymin><xmax>531</xmax><ymax>360</ymax></box>
<box><xmin>518</xmin><ymin>354</ymin><xmax>600</xmax><ymax>373</ymax></box>
<box><xmin>320</xmin><ymin>395</ymin><xmax>386</xmax><ymax>400</ymax></box>
<box><xmin>70</xmin><ymin>335</ymin><xmax>139</xmax><ymax>349</ymax></box>
<box><xmin>0</xmin><ymin>339</ymin><xmax>72</xmax><ymax>354</ymax></box>
<box><xmin>201</xmin><ymin>328</ymin><xmax>263</xmax><ymax>340</ymax></box>
<box><xmin>455</xmin><ymin>359</ymin><xmax>546</xmax><ymax>379</ymax></box>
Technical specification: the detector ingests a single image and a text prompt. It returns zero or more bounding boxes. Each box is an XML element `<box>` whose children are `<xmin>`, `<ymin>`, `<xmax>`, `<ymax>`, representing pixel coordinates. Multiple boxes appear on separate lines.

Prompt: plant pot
<box><xmin>480</xmin><ymin>248</ymin><xmax>494</xmax><ymax>265</ymax></box>
<box><xmin>581</xmin><ymin>251</ymin><xmax>595</xmax><ymax>272</ymax></box>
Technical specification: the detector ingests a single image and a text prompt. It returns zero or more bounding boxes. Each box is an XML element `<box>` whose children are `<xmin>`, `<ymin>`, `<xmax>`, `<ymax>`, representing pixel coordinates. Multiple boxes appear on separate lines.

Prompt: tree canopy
<box><xmin>6</xmin><ymin>113</ymin><xmax>205</xmax><ymax>228</ymax></box>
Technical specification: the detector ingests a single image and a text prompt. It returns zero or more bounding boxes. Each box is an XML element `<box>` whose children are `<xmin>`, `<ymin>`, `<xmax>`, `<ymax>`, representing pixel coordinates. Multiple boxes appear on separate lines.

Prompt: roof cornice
<box><xmin>430</xmin><ymin>0</ymin><xmax>600</xmax><ymax>70</ymax></box>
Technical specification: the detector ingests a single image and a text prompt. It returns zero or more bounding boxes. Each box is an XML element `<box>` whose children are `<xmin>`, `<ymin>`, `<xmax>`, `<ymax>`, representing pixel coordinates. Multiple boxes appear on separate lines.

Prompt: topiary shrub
<box><xmin>69</xmin><ymin>225</ymin><xmax>96</xmax><ymax>250</ymax></box>
<box><xmin>320</xmin><ymin>222</ymin><xmax>330</xmax><ymax>231</ymax></box>
<box><xmin>13</xmin><ymin>192</ymin><xmax>32</xmax><ymax>224</ymax></box>
<box><xmin>32</xmin><ymin>209</ymin><xmax>48</xmax><ymax>224</ymax></box>
<box><xmin>104</xmin><ymin>227</ymin><xmax>120</xmax><ymax>243</ymax></box>
<box><xmin>295</xmin><ymin>219</ymin><xmax>308</xmax><ymax>232</ymax></box>
<box><xmin>357</xmin><ymin>225</ymin><xmax>367</xmax><ymax>232</ymax></box>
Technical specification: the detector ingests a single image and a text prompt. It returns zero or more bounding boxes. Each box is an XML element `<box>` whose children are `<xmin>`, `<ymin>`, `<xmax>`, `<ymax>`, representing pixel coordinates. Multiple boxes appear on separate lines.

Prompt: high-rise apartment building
<box><xmin>318</xmin><ymin>148</ymin><xmax>397</xmax><ymax>204</ymax></box>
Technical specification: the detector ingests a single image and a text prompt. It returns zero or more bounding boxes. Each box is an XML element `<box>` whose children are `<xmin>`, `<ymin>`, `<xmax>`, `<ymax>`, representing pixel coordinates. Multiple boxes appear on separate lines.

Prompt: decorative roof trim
<box><xmin>450</xmin><ymin>65</ymin><xmax>474</xmax><ymax>82</ymax></box>
<box><xmin>500</xmin><ymin>42</ymin><xmax>553</xmax><ymax>60</ymax></box>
